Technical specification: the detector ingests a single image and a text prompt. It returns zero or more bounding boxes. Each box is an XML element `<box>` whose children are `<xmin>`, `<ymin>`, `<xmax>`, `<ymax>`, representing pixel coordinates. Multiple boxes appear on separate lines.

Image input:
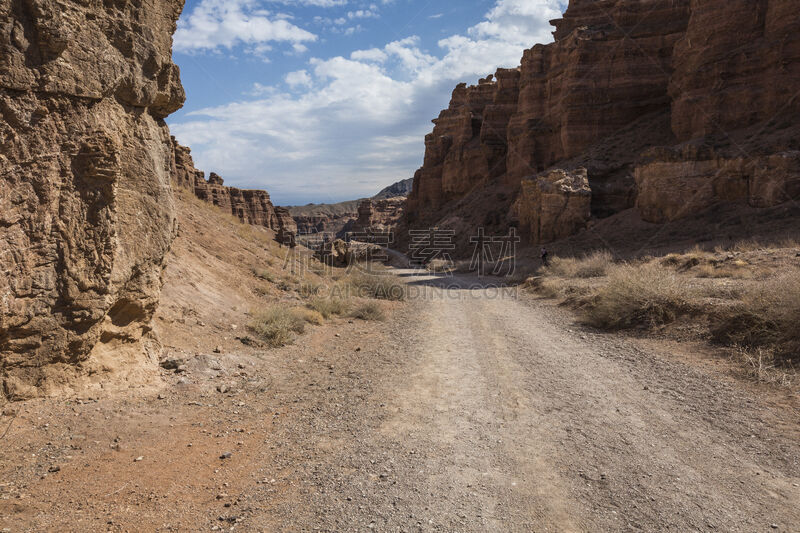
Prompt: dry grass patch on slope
<box><xmin>580</xmin><ymin>263</ymin><xmax>694</xmax><ymax>330</ymax></box>
<box><xmin>349</xmin><ymin>301</ymin><xmax>386</xmax><ymax>321</ymax></box>
<box><xmin>711</xmin><ymin>269</ymin><xmax>800</xmax><ymax>365</ymax></box>
<box><xmin>545</xmin><ymin>250</ymin><xmax>615</xmax><ymax>279</ymax></box>
<box><xmin>307</xmin><ymin>296</ymin><xmax>351</xmax><ymax>319</ymax></box>
<box><xmin>248</xmin><ymin>306</ymin><xmax>313</xmax><ymax>347</ymax></box>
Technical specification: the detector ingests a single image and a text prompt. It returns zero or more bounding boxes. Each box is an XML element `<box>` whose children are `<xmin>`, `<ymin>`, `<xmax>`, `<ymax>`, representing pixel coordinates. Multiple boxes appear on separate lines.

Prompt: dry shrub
<box><xmin>294</xmin><ymin>307</ymin><xmax>324</xmax><ymax>325</ymax></box>
<box><xmin>693</xmin><ymin>263</ymin><xmax>753</xmax><ymax>280</ymax></box>
<box><xmin>545</xmin><ymin>250</ymin><xmax>614</xmax><ymax>278</ymax></box>
<box><xmin>581</xmin><ymin>263</ymin><xmax>694</xmax><ymax>329</ymax></box>
<box><xmin>343</xmin><ymin>272</ymin><xmax>406</xmax><ymax>301</ymax></box>
<box><xmin>299</xmin><ymin>282</ymin><xmax>322</xmax><ymax>298</ymax></box>
<box><xmin>350</xmin><ymin>301</ymin><xmax>386</xmax><ymax>321</ymax></box>
<box><xmin>710</xmin><ymin>270</ymin><xmax>800</xmax><ymax>364</ymax></box>
<box><xmin>252</xmin><ymin>268</ymin><xmax>276</xmax><ymax>283</ymax></box>
<box><xmin>249</xmin><ymin>306</ymin><xmax>307</xmax><ymax>347</ymax></box>
<box><xmin>307</xmin><ymin>296</ymin><xmax>350</xmax><ymax>319</ymax></box>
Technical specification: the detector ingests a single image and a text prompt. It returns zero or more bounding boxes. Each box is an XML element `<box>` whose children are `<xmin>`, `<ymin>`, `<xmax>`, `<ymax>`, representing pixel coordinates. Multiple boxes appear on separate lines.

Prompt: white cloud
<box><xmin>174</xmin><ymin>0</ymin><xmax>317</xmax><ymax>53</ymax></box>
<box><xmin>285</xmin><ymin>69</ymin><xmax>313</xmax><ymax>88</ymax></box>
<box><xmin>171</xmin><ymin>0</ymin><xmax>568</xmax><ymax>204</ymax></box>
<box><xmin>347</xmin><ymin>9</ymin><xmax>378</xmax><ymax>19</ymax></box>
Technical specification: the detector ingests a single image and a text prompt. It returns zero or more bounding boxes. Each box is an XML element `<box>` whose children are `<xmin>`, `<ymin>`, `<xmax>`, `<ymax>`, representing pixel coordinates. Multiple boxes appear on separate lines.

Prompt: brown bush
<box><xmin>350</xmin><ymin>301</ymin><xmax>386</xmax><ymax>321</ymax></box>
<box><xmin>710</xmin><ymin>270</ymin><xmax>800</xmax><ymax>364</ymax></box>
<box><xmin>580</xmin><ymin>263</ymin><xmax>694</xmax><ymax>330</ymax></box>
<box><xmin>307</xmin><ymin>296</ymin><xmax>351</xmax><ymax>319</ymax></box>
<box><xmin>249</xmin><ymin>306</ymin><xmax>307</xmax><ymax>347</ymax></box>
<box><xmin>545</xmin><ymin>250</ymin><xmax>614</xmax><ymax>279</ymax></box>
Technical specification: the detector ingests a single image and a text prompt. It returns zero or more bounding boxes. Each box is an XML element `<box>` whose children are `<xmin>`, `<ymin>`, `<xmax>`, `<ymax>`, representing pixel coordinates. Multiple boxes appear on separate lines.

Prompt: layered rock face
<box><xmin>0</xmin><ymin>0</ymin><xmax>185</xmax><ymax>399</ymax></box>
<box><xmin>404</xmin><ymin>0</ymin><xmax>800</xmax><ymax>247</ymax></box>
<box><xmin>169</xmin><ymin>139</ymin><xmax>296</xmax><ymax>242</ymax></box>
<box><xmin>513</xmin><ymin>168</ymin><xmax>592</xmax><ymax>244</ymax></box>
<box><xmin>635</xmin><ymin>0</ymin><xmax>800</xmax><ymax>222</ymax></box>
<box><xmin>347</xmin><ymin>198</ymin><xmax>406</xmax><ymax>238</ymax></box>
<box><xmin>289</xmin><ymin>179</ymin><xmax>412</xmax><ymax>238</ymax></box>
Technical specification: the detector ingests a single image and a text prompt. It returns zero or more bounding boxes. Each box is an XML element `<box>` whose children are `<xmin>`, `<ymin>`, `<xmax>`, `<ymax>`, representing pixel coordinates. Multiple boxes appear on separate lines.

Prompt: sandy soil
<box><xmin>2</xmin><ymin>267</ymin><xmax>798</xmax><ymax>532</ymax></box>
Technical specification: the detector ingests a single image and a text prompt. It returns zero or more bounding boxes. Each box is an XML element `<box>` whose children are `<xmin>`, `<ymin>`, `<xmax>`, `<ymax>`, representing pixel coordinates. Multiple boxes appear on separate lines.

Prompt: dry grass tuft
<box><xmin>710</xmin><ymin>269</ymin><xmax>800</xmax><ymax>364</ymax></box>
<box><xmin>307</xmin><ymin>296</ymin><xmax>350</xmax><ymax>319</ymax></box>
<box><xmin>580</xmin><ymin>263</ymin><xmax>694</xmax><ymax>330</ymax></box>
<box><xmin>299</xmin><ymin>282</ymin><xmax>323</xmax><ymax>298</ymax></box>
<box><xmin>693</xmin><ymin>263</ymin><xmax>754</xmax><ymax>279</ymax></box>
<box><xmin>350</xmin><ymin>301</ymin><xmax>386</xmax><ymax>321</ymax></box>
<box><xmin>545</xmin><ymin>250</ymin><xmax>614</xmax><ymax>279</ymax></box>
<box><xmin>252</xmin><ymin>268</ymin><xmax>276</xmax><ymax>283</ymax></box>
<box><xmin>248</xmin><ymin>306</ymin><xmax>307</xmax><ymax>347</ymax></box>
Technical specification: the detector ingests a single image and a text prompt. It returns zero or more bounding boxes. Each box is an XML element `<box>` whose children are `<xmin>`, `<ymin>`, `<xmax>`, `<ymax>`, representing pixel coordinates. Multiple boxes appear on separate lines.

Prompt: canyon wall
<box><xmin>0</xmin><ymin>0</ymin><xmax>185</xmax><ymax>399</ymax></box>
<box><xmin>403</xmin><ymin>0</ymin><xmax>800</xmax><ymax>248</ymax></box>
<box><xmin>169</xmin><ymin>138</ymin><xmax>297</xmax><ymax>243</ymax></box>
<box><xmin>289</xmin><ymin>179</ymin><xmax>412</xmax><ymax>238</ymax></box>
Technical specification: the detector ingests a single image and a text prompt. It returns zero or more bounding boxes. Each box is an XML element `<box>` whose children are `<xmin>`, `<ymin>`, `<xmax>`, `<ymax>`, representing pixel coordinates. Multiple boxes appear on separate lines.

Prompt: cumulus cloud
<box><xmin>285</xmin><ymin>69</ymin><xmax>313</xmax><ymax>88</ymax></box>
<box><xmin>170</xmin><ymin>0</ymin><xmax>568</xmax><ymax>204</ymax></box>
<box><xmin>174</xmin><ymin>0</ymin><xmax>317</xmax><ymax>53</ymax></box>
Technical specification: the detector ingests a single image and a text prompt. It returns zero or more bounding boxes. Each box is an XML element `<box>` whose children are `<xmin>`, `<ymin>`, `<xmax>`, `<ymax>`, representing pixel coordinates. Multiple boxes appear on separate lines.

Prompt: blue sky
<box><xmin>168</xmin><ymin>0</ymin><xmax>568</xmax><ymax>206</ymax></box>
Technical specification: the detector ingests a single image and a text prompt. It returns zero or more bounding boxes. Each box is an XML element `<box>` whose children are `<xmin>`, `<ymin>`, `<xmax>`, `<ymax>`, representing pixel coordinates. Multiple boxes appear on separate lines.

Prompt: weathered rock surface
<box><xmin>403</xmin><ymin>0</ymin><xmax>800</xmax><ymax>249</ymax></box>
<box><xmin>513</xmin><ymin>168</ymin><xmax>592</xmax><ymax>244</ymax></box>
<box><xmin>343</xmin><ymin>197</ymin><xmax>406</xmax><ymax>242</ymax></box>
<box><xmin>0</xmin><ymin>0</ymin><xmax>185</xmax><ymax>399</ymax></box>
<box><xmin>288</xmin><ymin>179</ymin><xmax>410</xmax><ymax>239</ymax></box>
<box><xmin>168</xmin><ymin>139</ymin><xmax>296</xmax><ymax>243</ymax></box>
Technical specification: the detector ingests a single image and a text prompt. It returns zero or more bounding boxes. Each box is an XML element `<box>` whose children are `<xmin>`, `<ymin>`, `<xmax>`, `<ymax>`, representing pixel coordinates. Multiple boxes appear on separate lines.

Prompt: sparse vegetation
<box><xmin>299</xmin><ymin>282</ymin><xmax>322</xmax><ymax>298</ymax></box>
<box><xmin>343</xmin><ymin>272</ymin><xmax>406</xmax><ymax>301</ymax></box>
<box><xmin>249</xmin><ymin>306</ymin><xmax>308</xmax><ymax>347</ymax></box>
<box><xmin>350</xmin><ymin>301</ymin><xmax>386</xmax><ymax>321</ymax></box>
<box><xmin>545</xmin><ymin>250</ymin><xmax>614</xmax><ymax>278</ymax></box>
<box><xmin>529</xmin><ymin>240</ymin><xmax>800</xmax><ymax>377</ymax></box>
<box><xmin>252</xmin><ymin>268</ymin><xmax>276</xmax><ymax>283</ymax></box>
<box><xmin>710</xmin><ymin>269</ymin><xmax>800</xmax><ymax>364</ymax></box>
<box><xmin>580</xmin><ymin>263</ymin><xmax>693</xmax><ymax>329</ymax></box>
<box><xmin>307</xmin><ymin>296</ymin><xmax>351</xmax><ymax>319</ymax></box>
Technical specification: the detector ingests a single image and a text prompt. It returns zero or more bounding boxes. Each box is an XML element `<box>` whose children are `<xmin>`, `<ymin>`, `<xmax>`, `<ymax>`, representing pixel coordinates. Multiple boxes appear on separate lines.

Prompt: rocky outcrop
<box><xmin>288</xmin><ymin>179</ymin><xmax>411</xmax><ymax>238</ymax></box>
<box><xmin>513</xmin><ymin>168</ymin><xmax>592</xmax><ymax>243</ymax></box>
<box><xmin>344</xmin><ymin>198</ymin><xmax>406</xmax><ymax>240</ymax></box>
<box><xmin>635</xmin><ymin>0</ymin><xmax>800</xmax><ymax>222</ymax></box>
<box><xmin>168</xmin><ymin>139</ymin><xmax>296</xmax><ymax>243</ymax></box>
<box><xmin>403</xmin><ymin>0</ymin><xmax>800</xmax><ymax>249</ymax></box>
<box><xmin>0</xmin><ymin>0</ymin><xmax>185</xmax><ymax>399</ymax></box>
<box><xmin>636</xmin><ymin>147</ymin><xmax>800</xmax><ymax>223</ymax></box>
<box><xmin>373</xmin><ymin>178</ymin><xmax>413</xmax><ymax>199</ymax></box>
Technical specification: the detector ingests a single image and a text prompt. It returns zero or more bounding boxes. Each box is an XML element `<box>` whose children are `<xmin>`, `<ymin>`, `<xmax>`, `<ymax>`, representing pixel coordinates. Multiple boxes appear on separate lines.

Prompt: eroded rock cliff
<box><xmin>169</xmin><ymin>138</ymin><xmax>297</xmax><ymax>243</ymax></box>
<box><xmin>403</xmin><ymin>0</ymin><xmax>800</xmax><ymax>250</ymax></box>
<box><xmin>0</xmin><ymin>0</ymin><xmax>185</xmax><ymax>399</ymax></box>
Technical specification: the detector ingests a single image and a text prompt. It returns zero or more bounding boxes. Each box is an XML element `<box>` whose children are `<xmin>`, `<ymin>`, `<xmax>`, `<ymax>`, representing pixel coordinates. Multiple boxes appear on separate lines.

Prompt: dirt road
<box><xmin>2</xmin><ymin>269</ymin><xmax>799</xmax><ymax>531</ymax></box>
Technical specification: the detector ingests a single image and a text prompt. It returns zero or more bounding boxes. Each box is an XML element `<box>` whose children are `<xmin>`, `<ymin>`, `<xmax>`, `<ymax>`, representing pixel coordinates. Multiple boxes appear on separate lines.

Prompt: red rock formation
<box><xmin>635</xmin><ymin>0</ymin><xmax>800</xmax><ymax>222</ymax></box>
<box><xmin>403</xmin><ymin>0</ymin><xmax>800</xmax><ymax>249</ymax></box>
<box><xmin>513</xmin><ymin>168</ymin><xmax>592</xmax><ymax>243</ymax></box>
<box><xmin>669</xmin><ymin>0</ymin><xmax>800</xmax><ymax>142</ymax></box>
<box><xmin>0</xmin><ymin>0</ymin><xmax>185</xmax><ymax>398</ymax></box>
<box><xmin>168</xmin><ymin>140</ymin><xmax>296</xmax><ymax>242</ymax></box>
<box><xmin>345</xmin><ymin>198</ymin><xmax>406</xmax><ymax>240</ymax></box>
<box><xmin>352</xmin><ymin>200</ymin><xmax>375</xmax><ymax>232</ymax></box>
